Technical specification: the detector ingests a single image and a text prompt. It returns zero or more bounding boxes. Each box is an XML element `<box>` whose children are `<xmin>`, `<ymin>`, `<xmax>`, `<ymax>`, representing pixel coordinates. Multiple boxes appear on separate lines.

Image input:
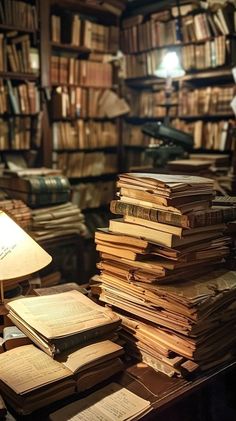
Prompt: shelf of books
<box><xmin>0</xmin><ymin>0</ymin><xmax>42</xmax><ymax>166</ymax></box>
<box><xmin>48</xmin><ymin>1</ymin><xmax>129</xmax><ymax>214</ymax></box>
<box><xmin>120</xmin><ymin>0</ymin><xmax>236</xmax><ymax>170</ymax></box>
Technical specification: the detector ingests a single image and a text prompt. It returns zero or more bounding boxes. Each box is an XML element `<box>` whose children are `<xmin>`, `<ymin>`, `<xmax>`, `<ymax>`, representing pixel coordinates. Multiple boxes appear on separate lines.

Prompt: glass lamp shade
<box><xmin>0</xmin><ymin>211</ymin><xmax>52</xmax><ymax>281</ymax></box>
<box><xmin>155</xmin><ymin>51</ymin><xmax>185</xmax><ymax>78</ymax></box>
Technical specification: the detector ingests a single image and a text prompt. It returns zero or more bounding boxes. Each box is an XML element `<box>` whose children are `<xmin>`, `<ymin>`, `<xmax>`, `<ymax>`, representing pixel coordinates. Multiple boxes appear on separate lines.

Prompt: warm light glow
<box><xmin>155</xmin><ymin>51</ymin><xmax>185</xmax><ymax>78</ymax></box>
<box><xmin>0</xmin><ymin>211</ymin><xmax>52</xmax><ymax>281</ymax></box>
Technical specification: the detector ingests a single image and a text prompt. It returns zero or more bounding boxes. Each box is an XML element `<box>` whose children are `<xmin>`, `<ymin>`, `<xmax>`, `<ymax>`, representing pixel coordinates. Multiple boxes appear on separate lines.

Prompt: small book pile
<box><xmin>29</xmin><ymin>202</ymin><xmax>87</xmax><ymax>242</ymax></box>
<box><xmin>92</xmin><ymin>173</ymin><xmax>236</xmax><ymax>377</ymax></box>
<box><xmin>0</xmin><ymin>168</ymin><xmax>71</xmax><ymax>207</ymax></box>
<box><xmin>167</xmin><ymin>159</ymin><xmax>212</xmax><ymax>176</ymax></box>
<box><xmin>0</xmin><ymin>198</ymin><xmax>31</xmax><ymax>229</ymax></box>
<box><xmin>0</xmin><ymin>291</ymin><xmax>124</xmax><ymax>414</ymax></box>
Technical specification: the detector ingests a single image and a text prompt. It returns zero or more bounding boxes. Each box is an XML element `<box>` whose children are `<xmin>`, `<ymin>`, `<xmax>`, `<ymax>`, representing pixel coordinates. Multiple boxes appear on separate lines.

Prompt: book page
<box><xmin>0</xmin><ymin>345</ymin><xmax>71</xmax><ymax>394</ymax></box>
<box><xmin>57</xmin><ymin>340</ymin><xmax>123</xmax><ymax>373</ymax></box>
<box><xmin>50</xmin><ymin>382</ymin><xmax>151</xmax><ymax>421</ymax></box>
<box><xmin>7</xmin><ymin>291</ymin><xmax>119</xmax><ymax>339</ymax></box>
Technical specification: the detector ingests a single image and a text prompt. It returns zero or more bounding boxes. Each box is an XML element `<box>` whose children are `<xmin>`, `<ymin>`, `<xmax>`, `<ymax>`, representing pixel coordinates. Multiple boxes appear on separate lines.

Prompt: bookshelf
<box><xmin>0</xmin><ymin>0</ymin><xmax>43</xmax><ymax>166</ymax></box>
<box><xmin>120</xmin><ymin>0</ymin><xmax>236</xmax><ymax>170</ymax></box>
<box><xmin>41</xmin><ymin>0</ymin><xmax>124</xmax><ymax>215</ymax></box>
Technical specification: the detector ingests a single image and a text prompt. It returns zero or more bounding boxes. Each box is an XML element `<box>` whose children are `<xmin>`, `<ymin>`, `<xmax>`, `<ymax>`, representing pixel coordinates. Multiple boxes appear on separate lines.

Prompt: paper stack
<box><xmin>92</xmin><ymin>173</ymin><xmax>236</xmax><ymax>377</ymax></box>
<box><xmin>29</xmin><ymin>202</ymin><xmax>87</xmax><ymax>241</ymax></box>
<box><xmin>0</xmin><ymin>199</ymin><xmax>31</xmax><ymax>229</ymax></box>
<box><xmin>0</xmin><ymin>291</ymin><xmax>124</xmax><ymax>414</ymax></box>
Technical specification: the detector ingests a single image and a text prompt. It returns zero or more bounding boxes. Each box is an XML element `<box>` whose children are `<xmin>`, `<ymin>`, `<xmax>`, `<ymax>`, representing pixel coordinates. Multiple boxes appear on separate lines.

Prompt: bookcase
<box><xmin>120</xmin><ymin>0</ymin><xmax>236</xmax><ymax>170</ymax></box>
<box><xmin>0</xmin><ymin>0</ymin><xmax>43</xmax><ymax>168</ymax></box>
<box><xmin>43</xmin><ymin>0</ymin><xmax>124</xmax><ymax>215</ymax></box>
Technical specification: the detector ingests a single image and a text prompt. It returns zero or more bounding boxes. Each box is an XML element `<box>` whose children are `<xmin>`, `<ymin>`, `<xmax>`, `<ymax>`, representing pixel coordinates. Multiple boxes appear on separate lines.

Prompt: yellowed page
<box><xmin>0</xmin><ymin>345</ymin><xmax>71</xmax><ymax>394</ymax></box>
<box><xmin>57</xmin><ymin>340</ymin><xmax>123</xmax><ymax>373</ymax></box>
<box><xmin>6</xmin><ymin>291</ymin><xmax>119</xmax><ymax>339</ymax></box>
<box><xmin>50</xmin><ymin>382</ymin><xmax>151</xmax><ymax>421</ymax></box>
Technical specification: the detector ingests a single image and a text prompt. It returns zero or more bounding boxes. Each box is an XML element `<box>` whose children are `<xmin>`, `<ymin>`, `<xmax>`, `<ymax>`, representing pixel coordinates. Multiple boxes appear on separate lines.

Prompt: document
<box><xmin>50</xmin><ymin>382</ymin><xmax>151</xmax><ymax>421</ymax></box>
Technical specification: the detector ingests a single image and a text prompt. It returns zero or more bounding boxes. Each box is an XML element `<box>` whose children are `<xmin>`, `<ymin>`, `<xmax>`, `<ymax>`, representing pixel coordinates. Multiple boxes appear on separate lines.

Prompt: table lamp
<box><xmin>0</xmin><ymin>211</ymin><xmax>52</xmax><ymax>301</ymax></box>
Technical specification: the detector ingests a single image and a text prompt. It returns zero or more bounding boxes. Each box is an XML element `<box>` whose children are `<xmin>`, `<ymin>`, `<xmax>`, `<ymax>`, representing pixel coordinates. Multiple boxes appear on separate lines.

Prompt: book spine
<box><xmin>54</xmin><ymin>322</ymin><xmax>120</xmax><ymax>354</ymax></box>
<box><xmin>28</xmin><ymin>176</ymin><xmax>70</xmax><ymax>194</ymax></box>
<box><xmin>29</xmin><ymin>191</ymin><xmax>70</xmax><ymax>207</ymax></box>
<box><xmin>110</xmin><ymin>200</ymin><xmax>188</xmax><ymax>228</ymax></box>
<box><xmin>189</xmin><ymin>207</ymin><xmax>236</xmax><ymax>227</ymax></box>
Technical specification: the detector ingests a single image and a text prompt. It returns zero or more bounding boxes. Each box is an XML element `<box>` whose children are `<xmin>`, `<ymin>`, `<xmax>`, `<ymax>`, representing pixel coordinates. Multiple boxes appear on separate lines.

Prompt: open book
<box><xmin>0</xmin><ymin>342</ymin><xmax>124</xmax><ymax>414</ymax></box>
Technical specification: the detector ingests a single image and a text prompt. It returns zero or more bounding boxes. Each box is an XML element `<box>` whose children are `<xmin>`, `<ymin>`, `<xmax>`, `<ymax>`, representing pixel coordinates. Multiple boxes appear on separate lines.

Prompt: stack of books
<box><xmin>52</xmin><ymin>120</ymin><xmax>118</xmax><ymax>149</ymax></box>
<box><xmin>0</xmin><ymin>198</ymin><xmax>31</xmax><ymax>229</ymax></box>
<box><xmin>92</xmin><ymin>173</ymin><xmax>236</xmax><ymax>377</ymax></box>
<box><xmin>29</xmin><ymin>202</ymin><xmax>87</xmax><ymax>242</ymax></box>
<box><xmin>55</xmin><ymin>151</ymin><xmax>118</xmax><ymax>178</ymax></box>
<box><xmin>167</xmin><ymin>159</ymin><xmax>213</xmax><ymax>176</ymax></box>
<box><xmin>0</xmin><ymin>290</ymin><xmax>124</xmax><ymax>414</ymax></box>
<box><xmin>0</xmin><ymin>80</ymin><xmax>40</xmax><ymax>115</ymax></box>
<box><xmin>51</xmin><ymin>57</ymin><xmax>113</xmax><ymax>88</ymax></box>
<box><xmin>0</xmin><ymin>168</ymin><xmax>71</xmax><ymax>207</ymax></box>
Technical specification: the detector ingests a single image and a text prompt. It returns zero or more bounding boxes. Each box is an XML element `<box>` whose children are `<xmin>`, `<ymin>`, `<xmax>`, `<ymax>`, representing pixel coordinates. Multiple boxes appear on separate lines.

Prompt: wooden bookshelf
<box><xmin>0</xmin><ymin>23</ymin><xmax>36</xmax><ymax>33</ymax></box>
<box><xmin>54</xmin><ymin>147</ymin><xmax>117</xmax><ymax>153</ymax></box>
<box><xmin>51</xmin><ymin>42</ymin><xmax>91</xmax><ymax>54</ymax></box>
<box><xmin>120</xmin><ymin>0</ymin><xmax>236</xmax><ymax>163</ymax></box>
<box><xmin>0</xmin><ymin>72</ymin><xmax>39</xmax><ymax>81</ymax></box>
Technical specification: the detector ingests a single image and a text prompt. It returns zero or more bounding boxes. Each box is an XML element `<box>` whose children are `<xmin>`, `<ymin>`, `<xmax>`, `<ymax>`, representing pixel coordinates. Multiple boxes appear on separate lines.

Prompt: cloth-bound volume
<box><xmin>6</xmin><ymin>290</ymin><xmax>120</xmax><ymax>356</ymax></box>
<box><xmin>0</xmin><ymin>171</ymin><xmax>71</xmax><ymax>207</ymax></box>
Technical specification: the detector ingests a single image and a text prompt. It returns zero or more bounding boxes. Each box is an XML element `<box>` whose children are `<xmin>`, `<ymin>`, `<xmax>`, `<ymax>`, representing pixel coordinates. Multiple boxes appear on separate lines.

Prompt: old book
<box><xmin>0</xmin><ymin>174</ymin><xmax>70</xmax><ymax>194</ymax></box>
<box><xmin>118</xmin><ymin>173</ymin><xmax>214</xmax><ymax>196</ymax></box>
<box><xmin>33</xmin><ymin>282</ymin><xmax>88</xmax><ymax>296</ymax></box>
<box><xmin>119</xmin><ymin>187</ymin><xmax>213</xmax><ymax>208</ymax></box>
<box><xmin>96</xmin><ymin>244</ymin><xmax>148</xmax><ymax>261</ymax></box>
<box><xmin>50</xmin><ymin>382</ymin><xmax>151</xmax><ymax>421</ymax></box>
<box><xmin>0</xmin><ymin>344</ymin><xmax>76</xmax><ymax>414</ymax></box>
<box><xmin>213</xmin><ymin>196</ymin><xmax>236</xmax><ymax>206</ymax></box>
<box><xmin>6</xmin><ymin>291</ymin><xmax>120</xmax><ymax>356</ymax></box>
<box><xmin>123</xmin><ymin>215</ymin><xmax>225</xmax><ymax>237</ymax></box>
<box><xmin>57</xmin><ymin>340</ymin><xmax>123</xmax><ymax>375</ymax></box>
<box><xmin>3</xmin><ymin>326</ymin><xmax>31</xmax><ymax>350</ymax></box>
<box><xmin>96</xmin><ymin>228</ymin><xmax>150</xmax><ymax>250</ymax></box>
<box><xmin>110</xmin><ymin>200</ymin><xmax>236</xmax><ymax>228</ymax></box>
<box><xmin>109</xmin><ymin>218</ymin><xmax>221</xmax><ymax>248</ymax></box>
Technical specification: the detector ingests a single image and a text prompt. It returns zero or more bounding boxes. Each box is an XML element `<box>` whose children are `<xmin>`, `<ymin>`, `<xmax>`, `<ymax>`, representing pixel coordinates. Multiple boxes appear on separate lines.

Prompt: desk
<box><xmin>6</xmin><ymin>360</ymin><xmax>236</xmax><ymax>421</ymax></box>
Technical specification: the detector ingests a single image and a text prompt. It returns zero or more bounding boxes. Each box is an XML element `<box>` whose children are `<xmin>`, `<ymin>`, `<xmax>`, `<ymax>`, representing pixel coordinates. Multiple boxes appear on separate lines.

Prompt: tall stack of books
<box><xmin>0</xmin><ymin>291</ymin><xmax>124</xmax><ymax>414</ymax></box>
<box><xmin>92</xmin><ymin>173</ymin><xmax>236</xmax><ymax>377</ymax></box>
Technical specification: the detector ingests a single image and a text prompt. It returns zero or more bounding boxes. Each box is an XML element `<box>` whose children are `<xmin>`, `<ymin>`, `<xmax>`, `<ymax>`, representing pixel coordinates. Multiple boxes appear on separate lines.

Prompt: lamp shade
<box><xmin>155</xmin><ymin>51</ymin><xmax>185</xmax><ymax>78</ymax></box>
<box><xmin>0</xmin><ymin>211</ymin><xmax>52</xmax><ymax>281</ymax></box>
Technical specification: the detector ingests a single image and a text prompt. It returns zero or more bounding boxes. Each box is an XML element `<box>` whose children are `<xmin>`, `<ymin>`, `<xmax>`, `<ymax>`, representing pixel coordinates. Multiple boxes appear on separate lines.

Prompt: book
<box><xmin>0</xmin><ymin>344</ymin><xmax>76</xmax><ymax>414</ymax></box>
<box><xmin>0</xmin><ymin>173</ymin><xmax>71</xmax><ymax>207</ymax></box>
<box><xmin>110</xmin><ymin>200</ymin><xmax>236</xmax><ymax>228</ymax></box>
<box><xmin>108</xmin><ymin>218</ymin><xmax>223</xmax><ymax>248</ymax></box>
<box><xmin>2</xmin><ymin>326</ymin><xmax>31</xmax><ymax>350</ymax></box>
<box><xmin>56</xmin><ymin>340</ymin><xmax>124</xmax><ymax>376</ymax></box>
<box><xmin>6</xmin><ymin>290</ymin><xmax>120</xmax><ymax>356</ymax></box>
<box><xmin>33</xmin><ymin>282</ymin><xmax>88</xmax><ymax>296</ymax></box>
<box><xmin>0</xmin><ymin>1</ymin><xmax>38</xmax><ymax>30</ymax></box>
